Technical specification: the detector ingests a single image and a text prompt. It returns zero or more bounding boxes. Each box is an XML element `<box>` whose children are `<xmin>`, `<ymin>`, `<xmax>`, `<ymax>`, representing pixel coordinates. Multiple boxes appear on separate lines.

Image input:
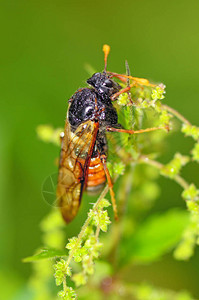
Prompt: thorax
<box><xmin>68</xmin><ymin>88</ymin><xmax>118</xmax><ymax>129</ymax></box>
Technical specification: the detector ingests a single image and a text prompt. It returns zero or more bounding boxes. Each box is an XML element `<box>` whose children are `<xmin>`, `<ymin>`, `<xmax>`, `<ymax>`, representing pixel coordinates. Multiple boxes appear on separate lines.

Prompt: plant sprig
<box><xmin>54</xmin><ymin>185</ymin><xmax>112</xmax><ymax>299</ymax></box>
<box><xmin>30</xmin><ymin>71</ymin><xmax>199</xmax><ymax>299</ymax></box>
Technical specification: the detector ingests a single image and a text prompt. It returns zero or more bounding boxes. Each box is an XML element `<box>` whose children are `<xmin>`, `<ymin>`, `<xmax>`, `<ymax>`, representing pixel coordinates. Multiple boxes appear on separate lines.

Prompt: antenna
<box><xmin>102</xmin><ymin>44</ymin><xmax>110</xmax><ymax>72</ymax></box>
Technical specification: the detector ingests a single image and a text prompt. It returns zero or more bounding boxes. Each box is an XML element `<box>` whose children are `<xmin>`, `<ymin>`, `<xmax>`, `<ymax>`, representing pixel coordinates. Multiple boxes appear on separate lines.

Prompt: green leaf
<box><xmin>23</xmin><ymin>248</ymin><xmax>68</xmax><ymax>262</ymax></box>
<box><xmin>119</xmin><ymin>209</ymin><xmax>189</xmax><ymax>265</ymax></box>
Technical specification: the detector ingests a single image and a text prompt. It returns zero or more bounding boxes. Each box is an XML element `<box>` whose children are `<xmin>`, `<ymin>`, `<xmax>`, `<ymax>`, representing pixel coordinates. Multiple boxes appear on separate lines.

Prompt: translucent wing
<box><xmin>57</xmin><ymin>119</ymin><xmax>99</xmax><ymax>223</ymax></box>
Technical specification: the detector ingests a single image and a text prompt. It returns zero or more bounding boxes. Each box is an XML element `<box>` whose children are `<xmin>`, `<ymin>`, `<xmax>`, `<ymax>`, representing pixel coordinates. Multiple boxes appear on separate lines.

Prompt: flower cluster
<box><xmin>36</xmin><ymin>125</ymin><xmax>63</xmax><ymax>145</ymax></box>
<box><xmin>181</xmin><ymin>123</ymin><xmax>199</xmax><ymax>140</ymax></box>
<box><xmin>174</xmin><ymin>212</ymin><xmax>199</xmax><ymax>261</ymax></box>
<box><xmin>161</xmin><ymin>153</ymin><xmax>190</xmax><ymax>178</ymax></box>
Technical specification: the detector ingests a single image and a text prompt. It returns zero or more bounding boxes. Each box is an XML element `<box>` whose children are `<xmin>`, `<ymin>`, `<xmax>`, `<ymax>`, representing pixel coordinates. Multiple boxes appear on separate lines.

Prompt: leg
<box><xmin>111</xmin><ymin>62</ymin><xmax>136</xmax><ymax>102</ymax></box>
<box><xmin>111</xmin><ymin>85</ymin><xmax>133</xmax><ymax>101</ymax></box>
<box><xmin>109</xmin><ymin>61</ymin><xmax>155</xmax><ymax>102</ymax></box>
<box><xmin>106</xmin><ymin>125</ymin><xmax>168</xmax><ymax>134</ymax></box>
<box><xmin>108</xmin><ymin>71</ymin><xmax>156</xmax><ymax>87</ymax></box>
<box><xmin>100</xmin><ymin>154</ymin><xmax>118</xmax><ymax>221</ymax></box>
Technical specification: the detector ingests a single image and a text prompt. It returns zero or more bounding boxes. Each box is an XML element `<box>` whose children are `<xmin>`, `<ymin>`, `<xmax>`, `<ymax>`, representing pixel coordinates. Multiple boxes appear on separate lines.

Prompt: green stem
<box><xmin>162</xmin><ymin>104</ymin><xmax>191</xmax><ymax>126</ymax></box>
<box><xmin>95</xmin><ymin>222</ymin><xmax>101</xmax><ymax>240</ymax></box>
<box><xmin>87</xmin><ymin>222</ymin><xmax>101</xmax><ymax>269</ymax></box>
<box><xmin>139</xmin><ymin>155</ymin><xmax>189</xmax><ymax>190</ymax></box>
<box><xmin>65</xmin><ymin>185</ymin><xmax>109</xmax><ymax>269</ymax></box>
<box><xmin>108</xmin><ymin>166</ymin><xmax>135</xmax><ymax>268</ymax></box>
<box><xmin>63</xmin><ymin>275</ymin><xmax>68</xmax><ymax>294</ymax></box>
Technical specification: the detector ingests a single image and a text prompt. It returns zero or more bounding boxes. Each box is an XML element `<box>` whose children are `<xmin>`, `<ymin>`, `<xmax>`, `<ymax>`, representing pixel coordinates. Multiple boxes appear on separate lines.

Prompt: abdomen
<box><xmin>86</xmin><ymin>155</ymin><xmax>106</xmax><ymax>194</ymax></box>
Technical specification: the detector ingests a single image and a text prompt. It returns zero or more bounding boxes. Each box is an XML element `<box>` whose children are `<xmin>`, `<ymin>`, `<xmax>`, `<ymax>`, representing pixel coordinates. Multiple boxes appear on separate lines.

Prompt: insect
<box><xmin>56</xmin><ymin>45</ymin><xmax>163</xmax><ymax>223</ymax></box>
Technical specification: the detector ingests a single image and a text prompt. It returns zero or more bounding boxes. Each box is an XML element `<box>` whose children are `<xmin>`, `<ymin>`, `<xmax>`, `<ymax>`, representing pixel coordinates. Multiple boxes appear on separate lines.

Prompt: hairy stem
<box><xmin>63</xmin><ymin>275</ymin><xmax>68</xmax><ymax>294</ymax></box>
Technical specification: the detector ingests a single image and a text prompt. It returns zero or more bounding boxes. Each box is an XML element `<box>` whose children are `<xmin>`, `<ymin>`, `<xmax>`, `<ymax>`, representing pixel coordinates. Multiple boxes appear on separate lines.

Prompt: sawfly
<box><xmin>57</xmin><ymin>45</ymin><xmax>162</xmax><ymax>223</ymax></box>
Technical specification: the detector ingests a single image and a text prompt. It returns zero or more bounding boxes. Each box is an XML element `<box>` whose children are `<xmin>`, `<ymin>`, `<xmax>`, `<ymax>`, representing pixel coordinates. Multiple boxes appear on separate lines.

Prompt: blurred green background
<box><xmin>1</xmin><ymin>0</ymin><xmax>199</xmax><ymax>298</ymax></box>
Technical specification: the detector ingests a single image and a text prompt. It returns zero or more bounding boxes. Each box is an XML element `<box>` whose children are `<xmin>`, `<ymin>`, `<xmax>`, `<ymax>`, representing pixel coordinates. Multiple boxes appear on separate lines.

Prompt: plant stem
<box><xmin>162</xmin><ymin>104</ymin><xmax>191</xmax><ymax>126</ymax></box>
<box><xmin>65</xmin><ymin>185</ymin><xmax>109</xmax><ymax>269</ymax></box>
<box><xmin>63</xmin><ymin>275</ymin><xmax>68</xmax><ymax>293</ymax></box>
<box><xmin>139</xmin><ymin>155</ymin><xmax>189</xmax><ymax>190</ymax></box>
<box><xmin>95</xmin><ymin>222</ymin><xmax>101</xmax><ymax>240</ymax></box>
<box><xmin>108</xmin><ymin>166</ymin><xmax>135</xmax><ymax>268</ymax></box>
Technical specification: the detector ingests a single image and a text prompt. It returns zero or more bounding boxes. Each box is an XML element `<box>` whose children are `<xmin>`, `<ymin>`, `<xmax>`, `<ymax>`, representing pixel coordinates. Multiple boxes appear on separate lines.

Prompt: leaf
<box><xmin>23</xmin><ymin>248</ymin><xmax>68</xmax><ymax>263</ymax></box>
<box><xmin>119</xmin><ymin>209</ymin><xmax>189</xmax><ymax>265</ymax></box>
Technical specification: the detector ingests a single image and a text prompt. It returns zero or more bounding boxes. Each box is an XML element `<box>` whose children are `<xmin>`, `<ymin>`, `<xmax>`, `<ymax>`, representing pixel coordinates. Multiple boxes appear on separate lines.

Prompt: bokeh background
<box><xmin>1</xmin><ymin>0</ymin><xmax>199</xmax><ymax>299</ymax></box>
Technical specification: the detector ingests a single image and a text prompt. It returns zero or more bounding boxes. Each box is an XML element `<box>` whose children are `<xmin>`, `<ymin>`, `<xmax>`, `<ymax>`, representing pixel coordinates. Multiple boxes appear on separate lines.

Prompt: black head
<box><xmin>87</xmin><ymin>72</ymin><xmax>121</xmax><ymax>97</ymax></box>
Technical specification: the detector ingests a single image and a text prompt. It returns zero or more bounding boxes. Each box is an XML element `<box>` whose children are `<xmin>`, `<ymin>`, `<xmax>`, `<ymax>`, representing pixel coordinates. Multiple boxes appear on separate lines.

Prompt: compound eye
<box><xmin>104</xmin><ymin>79</ymin><xmax>113</xmax><ymax>87</ymax></box>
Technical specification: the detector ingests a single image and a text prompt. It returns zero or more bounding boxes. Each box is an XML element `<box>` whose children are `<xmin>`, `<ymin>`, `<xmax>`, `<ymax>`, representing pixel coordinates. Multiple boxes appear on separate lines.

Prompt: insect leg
<box><xmin>106</xmin><ymin>126</ymin><xmax>168</xmax><ymax>134</ymax></box>
<box><xmin>108</xmin><ymin>72</ymin><xmax>156</xmax><ymax>87</ymax></box>
<box><xmin>110</xmin><ymin>62</ymin><xmax>155</xmax><ymax>101</ymax></box>
<box><xmin>110</xmin><ymin>85</ymin><xmax>133</xmax><ymax>101</ymax></box>
<box><xmin>100</xmin><ymin>154</ymin><xmax>118</xmax><ymax>221</ymax></box>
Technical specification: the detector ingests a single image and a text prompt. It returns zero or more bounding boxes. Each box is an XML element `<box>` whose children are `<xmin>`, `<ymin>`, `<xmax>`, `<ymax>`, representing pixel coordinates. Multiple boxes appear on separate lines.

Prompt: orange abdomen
<box><xmin>86</xmin><ymin>156</ymin><xmax>106</xmax><ymax>193</ymax></box>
